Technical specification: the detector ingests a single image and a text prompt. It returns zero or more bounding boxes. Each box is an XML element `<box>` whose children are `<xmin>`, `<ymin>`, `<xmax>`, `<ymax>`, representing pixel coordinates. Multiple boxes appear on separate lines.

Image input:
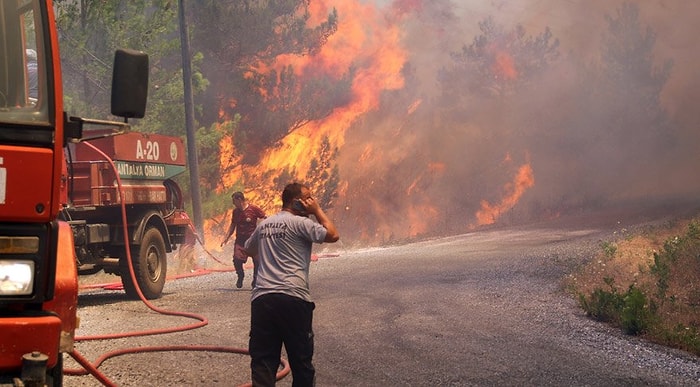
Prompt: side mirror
<box><xmin>111</xmin><ymin>49</ymin><xmax>148</xmax><ymax>119</ymax></box>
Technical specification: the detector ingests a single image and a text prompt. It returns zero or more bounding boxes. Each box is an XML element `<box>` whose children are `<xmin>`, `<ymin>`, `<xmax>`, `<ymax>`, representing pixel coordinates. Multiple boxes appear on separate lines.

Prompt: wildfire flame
<box><xmin>473</xmin><ymin>163</ymin><xmax>535</xmax><ymax>227</ymax></box>
<box><xmin>493</xmin><ymin>51</ymin><xmax>517</xmax><ymax>80</ymax></box>
<box><xmin>205</xmin><ymin>0</ymin><xmax>408</xmax><ymax>249</ymax></box>
<box><xmin>233</xmin><ymin>0</ymin><xmax>404</xmax><ymax>176</ymax></box>
<box><xmin>205</xmin><ymin>0</ymin><xmax>537</xmax><ymax>249</ymax></box>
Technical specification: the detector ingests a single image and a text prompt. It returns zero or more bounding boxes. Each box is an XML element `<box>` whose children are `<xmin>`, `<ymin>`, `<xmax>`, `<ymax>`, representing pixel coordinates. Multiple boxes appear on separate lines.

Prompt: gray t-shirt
<box><xmin>245</xmin><ymin>211</ymin><xmax>328</xmax><ymax>302</ymax></box>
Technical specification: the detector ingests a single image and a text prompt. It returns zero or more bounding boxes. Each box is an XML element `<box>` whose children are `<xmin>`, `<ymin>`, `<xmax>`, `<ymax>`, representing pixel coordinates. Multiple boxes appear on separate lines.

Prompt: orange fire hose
<box><xmin>64</xmin><ymin>141</ymin><xmax>290</xmax><ymax>386</ymax></box>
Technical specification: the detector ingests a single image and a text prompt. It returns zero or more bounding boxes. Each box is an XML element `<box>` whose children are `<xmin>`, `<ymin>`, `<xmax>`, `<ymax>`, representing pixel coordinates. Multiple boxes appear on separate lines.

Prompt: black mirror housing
<box><xmin>111</xmin><ymin>49</ymin><xmax>148</xmax><ymax>119</ymax></box>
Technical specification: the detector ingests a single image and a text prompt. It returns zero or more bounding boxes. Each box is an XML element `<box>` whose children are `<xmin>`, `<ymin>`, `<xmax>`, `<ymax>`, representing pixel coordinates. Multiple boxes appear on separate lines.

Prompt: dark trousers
<box><xmin>233</xmin><ymin>257</ymin><xmax>259</xmax><ymax>285</ymax></box>
<box><xmin>234</xmin><ymin>243</ymin><xmax>258</xmax><ymax>284</ymax></box>
<box><xmin>250</xmin><ymin>293</ymin><xmax>316</xmax><ymax>387</ymax></box>
<box><xmin>233</xmin><ymin>258</ymin><xmax>246</xmax><ymax>278</ymax></box>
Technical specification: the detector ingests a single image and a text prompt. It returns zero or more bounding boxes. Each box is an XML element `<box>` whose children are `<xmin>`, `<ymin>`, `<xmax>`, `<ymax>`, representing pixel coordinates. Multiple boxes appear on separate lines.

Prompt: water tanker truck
<box><xmin>63</xmin><ymin>130</ymin><xmax>191</xmax><ymax>300</ymax></box>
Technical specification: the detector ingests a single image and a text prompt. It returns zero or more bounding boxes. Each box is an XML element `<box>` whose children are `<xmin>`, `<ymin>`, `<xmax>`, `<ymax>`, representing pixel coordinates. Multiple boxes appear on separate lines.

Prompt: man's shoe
<box><xmin>236</xmin><ymin>276</ymin><xmax>243</xmax><ymax>288</ymax></box>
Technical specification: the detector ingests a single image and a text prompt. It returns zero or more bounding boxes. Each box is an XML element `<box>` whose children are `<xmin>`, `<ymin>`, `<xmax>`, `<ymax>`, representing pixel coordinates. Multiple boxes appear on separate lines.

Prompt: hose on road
<box><xmin>65</xmin><ymin>141</ymin><xmax>290</xmax><ymax>386</ymax></box>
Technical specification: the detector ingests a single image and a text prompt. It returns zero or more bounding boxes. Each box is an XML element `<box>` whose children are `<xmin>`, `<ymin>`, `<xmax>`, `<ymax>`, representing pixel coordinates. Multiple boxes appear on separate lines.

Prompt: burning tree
<box><xmin>304</xmin><ymin>136</ymin><xmax>340</xmax><ymax>209</ymax></box>
<box><xmin>239</xmin><ymin>63</ymin><xmax>354</xmax><ymax>163</ymax></box>
<box><xmin>446</xmin><ymin>16</ymin><xmax>560</xmax><ymax>98</ymax></box>
<box><xmin>193</xmin><ymin>0</ymin><xmax>413</xmax><ymax>246</ymax></box>
<box><xmin>431</xmin><ymin>17</ymin><xmax>560</xmax><ymax>227</ymax></box>
<box><xmin>190</xmin><ymin>1</ymin><xmax>350</xmax><ymax>164</ymax></box>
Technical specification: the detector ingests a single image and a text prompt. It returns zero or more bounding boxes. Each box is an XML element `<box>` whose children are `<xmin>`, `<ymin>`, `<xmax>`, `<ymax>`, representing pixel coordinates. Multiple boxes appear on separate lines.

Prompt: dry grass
<box><xmin>567</xmin><ymin>216</ymin><xmax>700</xmax><ymax>354</ymax></box>
<box><xmin>569</xmin><ymin>229</ymin><xmax>671</xmax><ymax>297</ymax></box>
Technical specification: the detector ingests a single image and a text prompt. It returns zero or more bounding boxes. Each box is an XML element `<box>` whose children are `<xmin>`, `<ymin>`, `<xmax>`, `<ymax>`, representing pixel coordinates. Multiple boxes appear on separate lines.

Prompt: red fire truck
<box><xmin>1</xmin><ymin>1</ymin><xmax>191</xmax><ymax>384</ymax></box>
<box><xmin>65</xmin><ymin>130</ymin><xmax>191</xmax><ymax>300</ymax></box>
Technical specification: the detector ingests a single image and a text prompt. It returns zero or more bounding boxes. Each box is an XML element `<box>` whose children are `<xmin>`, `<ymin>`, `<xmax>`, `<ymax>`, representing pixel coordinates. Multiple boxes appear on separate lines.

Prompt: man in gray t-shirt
<box><xmin>244</xmin><ymin>182</ymin><xmax>339</xmax><ymax>386</ymax></box>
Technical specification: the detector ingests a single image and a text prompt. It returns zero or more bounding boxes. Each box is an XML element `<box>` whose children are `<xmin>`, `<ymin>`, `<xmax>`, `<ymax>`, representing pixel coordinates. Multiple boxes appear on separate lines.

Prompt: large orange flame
<box><xmin>251</xmin><ymin>1</ymin><xmax>406</xmax><ymax>185</ymax></box>
<box><xmin>205</xmin><ymin>0</ymin><xmax>409</xmax><ymax>249</ymax></box>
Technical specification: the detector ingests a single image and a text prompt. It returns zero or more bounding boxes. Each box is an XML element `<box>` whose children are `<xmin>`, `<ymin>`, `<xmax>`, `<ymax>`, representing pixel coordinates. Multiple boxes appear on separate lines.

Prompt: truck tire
<box><xmin>120</xmin><ymin>227</ymin><xmax>167</xmax><ymax>299</ymax></box>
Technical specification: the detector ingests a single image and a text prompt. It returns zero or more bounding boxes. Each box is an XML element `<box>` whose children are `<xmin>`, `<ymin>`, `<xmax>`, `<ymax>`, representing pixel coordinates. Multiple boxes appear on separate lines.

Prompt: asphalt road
<box><xmin>65</xmin><ymin>211</ymin><xmax>700</xmax><ymax>386</ymax></box>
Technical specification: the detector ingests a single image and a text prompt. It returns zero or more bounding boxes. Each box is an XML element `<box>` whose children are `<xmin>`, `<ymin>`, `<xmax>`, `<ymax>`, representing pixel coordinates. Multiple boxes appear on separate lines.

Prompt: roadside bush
<box><xmin>578</xmin><ymin>278</ymin><xmax>624</xmax><ymax>324</ymax></box>
<box><xmin>571</xmin><ymin>218</ymin><xmax>700</xmax><ymax>356</ymax></box>
<box><xmin>620</xmin><ymin>286</ymin><xmax>652</xmax><ymax>335</ymax></box>
<box><xmin>660</xmin><ymin>324</ymin><xmax>700</xmax><ymax>355</ymax></box>
<box><xmin>578</xmin><ymin>282</ymin><xmax>651</xmax><ymax>334</ymax></box>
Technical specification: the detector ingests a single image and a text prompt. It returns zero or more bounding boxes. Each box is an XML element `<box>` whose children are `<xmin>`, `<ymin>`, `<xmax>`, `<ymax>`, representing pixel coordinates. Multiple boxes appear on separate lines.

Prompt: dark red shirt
<box><xmin>232</xmin><ymin>204</ymin><xmax>266</xmax><ymax>245</ymax></box>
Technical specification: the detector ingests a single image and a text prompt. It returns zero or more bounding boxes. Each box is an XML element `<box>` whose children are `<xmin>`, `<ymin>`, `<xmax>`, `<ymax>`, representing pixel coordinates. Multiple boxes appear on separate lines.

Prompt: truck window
<box><xmin>0</xmin><ymin>0</ymin><xmax>50</xmax><ymax>126</ymax></box>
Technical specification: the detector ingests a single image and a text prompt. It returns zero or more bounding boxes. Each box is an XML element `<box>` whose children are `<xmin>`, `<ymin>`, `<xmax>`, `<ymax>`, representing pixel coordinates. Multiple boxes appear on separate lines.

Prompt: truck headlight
<box><xmin>0</xmin><ymin>260</ymin><xmax>35</xmax><ymax>295</ymax></box>
<box><xmin>0</xmin><ymin>236</ymin><xmax>39</xmax><ymax>296</ymax></box>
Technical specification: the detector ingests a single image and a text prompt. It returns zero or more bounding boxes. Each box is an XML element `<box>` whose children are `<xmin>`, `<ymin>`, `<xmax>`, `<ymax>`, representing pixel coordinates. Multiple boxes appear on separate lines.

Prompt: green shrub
<box><xmin>578</xmin><ymin>278</ymin><xmax>624</xmax><ymax>324</ymax></box>
<box><xmin>650</xmin><ymin>251</ymin><xmax>670</xmax><ymax>300</ymax></box>
<box><xmin>655</xmin><ymin>324</ymin><xmax>700</xmax><ymax>355</ymax></box>
<box><xmin>582</xmin><ymin>288</ymin><xmax>622</xmax><ymax>323</ymax></box>
<box><xmin>579</xmin><ymin>283</ymin><xmax>652</xmax><ymax>335</ymax></box>
<box><xmin>600</xmin><ymin>241</ymin><xmax>618</xmax><ymax>258</ymax></box>
<box><xmin>621</xmin><ymin>286</ymin><xmax>651</xmax><ymax>335</ymax></box>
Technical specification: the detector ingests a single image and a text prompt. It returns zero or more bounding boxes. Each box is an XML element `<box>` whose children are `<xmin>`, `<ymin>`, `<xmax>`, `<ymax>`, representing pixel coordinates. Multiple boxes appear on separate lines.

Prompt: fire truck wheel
<box><xmin>120</xmin><ymin>227</ymin><xmax>167</xmax><ymax>299</ymax></box>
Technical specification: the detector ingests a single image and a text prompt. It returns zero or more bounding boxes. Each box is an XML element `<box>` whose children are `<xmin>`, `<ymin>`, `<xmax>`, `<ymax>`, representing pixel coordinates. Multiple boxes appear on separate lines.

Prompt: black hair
<box><xmin>282</xmin><ymin>183</ymin><xmax>305</xmax><ymax>208</ymax></box>
<box><xmin>232</xmin><ymin>191</ymin><xmax>245</xmax><ymax>200</ymax></box>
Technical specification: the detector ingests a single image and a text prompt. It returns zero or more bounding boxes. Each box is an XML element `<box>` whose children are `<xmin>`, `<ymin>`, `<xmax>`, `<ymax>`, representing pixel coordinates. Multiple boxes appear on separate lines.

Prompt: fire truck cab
<box><xmin>0</xmin><ymin>1</ymin><xmax>153</xmax><ymax>385</ymax></box>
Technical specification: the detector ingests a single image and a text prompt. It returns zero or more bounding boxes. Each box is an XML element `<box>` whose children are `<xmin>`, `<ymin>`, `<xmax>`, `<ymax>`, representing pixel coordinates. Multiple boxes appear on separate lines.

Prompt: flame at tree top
<box><xmin>231</xmin><ymin>0</ymin><xmax>405</xmax><ymax>180</ymax></box>
<box><xmin>493</xmin><ymin>51</ymin><xmax>518</xmax><ymax>80</ymax></box>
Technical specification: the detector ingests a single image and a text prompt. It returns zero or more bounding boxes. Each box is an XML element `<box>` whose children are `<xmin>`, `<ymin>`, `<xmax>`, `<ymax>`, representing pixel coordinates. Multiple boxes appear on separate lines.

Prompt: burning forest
<box><xmin>186</xmin><ymin>0</ymin><xmax>700</xmax><ymax>248</ymax></box>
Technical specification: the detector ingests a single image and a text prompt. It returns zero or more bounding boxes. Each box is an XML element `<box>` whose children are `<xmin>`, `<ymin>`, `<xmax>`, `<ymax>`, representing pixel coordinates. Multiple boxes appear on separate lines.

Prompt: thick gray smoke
<box><xmin>330</xmin><ymin>0</ymin><xmax>700</xmax><ymax>244</ymax></box>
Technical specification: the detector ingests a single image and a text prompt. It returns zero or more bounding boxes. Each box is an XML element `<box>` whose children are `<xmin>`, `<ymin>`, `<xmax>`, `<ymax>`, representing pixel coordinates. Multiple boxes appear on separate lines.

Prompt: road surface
<box><xmin>65</xmin><ymin>212</ymin><xmax>700</xmax><ymax>386</ymax></box>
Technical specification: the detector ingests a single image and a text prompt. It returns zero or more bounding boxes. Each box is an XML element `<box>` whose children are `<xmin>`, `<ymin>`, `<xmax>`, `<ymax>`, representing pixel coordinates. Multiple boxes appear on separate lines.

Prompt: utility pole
<box><xmin>178</xmin><ymin>0</ymin><xmax>204</xmax><ymax>241</ymax></box>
